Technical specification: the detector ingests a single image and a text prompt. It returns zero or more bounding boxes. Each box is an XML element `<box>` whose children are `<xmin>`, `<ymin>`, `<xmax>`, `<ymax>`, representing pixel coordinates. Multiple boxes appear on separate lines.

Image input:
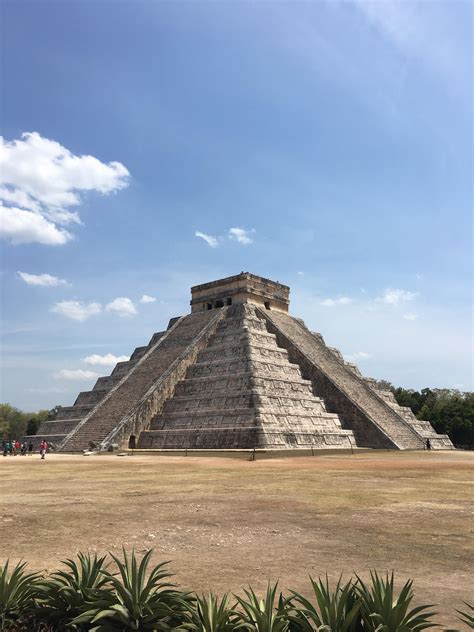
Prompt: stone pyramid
<box><xmin>29</xmin><ymin>272</ymin><xmax>453</xmax><ymax>452</ymax></box>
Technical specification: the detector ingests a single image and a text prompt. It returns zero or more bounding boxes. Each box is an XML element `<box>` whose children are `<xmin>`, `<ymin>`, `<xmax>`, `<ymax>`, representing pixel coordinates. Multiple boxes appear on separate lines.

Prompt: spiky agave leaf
<box><xmin>34</xmin><ymin>551</ymin><xmax>111</xmax><ymax>628</ymax></box>
<box><xmin>0</xmin><ymin>559</ymin><xmax>42</xmax><ymax>629</ymax></box>
<box><xmin>455</xmin><ymin>602</ymin><xmax>474</xmax><ymax>629</ymax></box>
<box><xmin>287</xmin><ymin>574</ymin><xmax>362</xmax><ymax>632</ymax></box>
<box><xmin>182</xmin><ymin>592</ymin><xmax>240</xmax><ymax>632</ymax></box>
<box><xmin>72</xmin><ymin>548</ymin><xmax>190</xmax><ymax>631</ymax></box>
<box><xmin>233</xmin><ymin>583</ymin><xmax>289</xmax><ymax>632</ymax></box>
<box><xmin>355</xmin><ymin>571</ymin><xmax>438</xmax><ymax>632</ymax></box>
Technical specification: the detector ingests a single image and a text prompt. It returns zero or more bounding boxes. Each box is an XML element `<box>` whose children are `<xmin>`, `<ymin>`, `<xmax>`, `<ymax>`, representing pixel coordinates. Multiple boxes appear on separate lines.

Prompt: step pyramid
<box><xmin>138</xmin><ymin>304</ymin><xmax>354</xmax><ymax>449</ymax></box>
<box><xmin>29</xmin><ymin>272</ymin><xmax>453</xmax><ymax>452</ymax></box>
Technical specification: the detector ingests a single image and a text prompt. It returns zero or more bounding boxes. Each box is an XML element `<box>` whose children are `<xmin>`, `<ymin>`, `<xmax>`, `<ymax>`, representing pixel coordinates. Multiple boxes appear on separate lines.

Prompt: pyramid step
<box><xmin>33</xmin><ymin>419</ymin><xmax>82</xmax><ymax>435</ymax></box>
<box><xmin>174</xmin><ymin>372</ymin><xmax>314</xmax><ymax>397</ymax></box>
<box><xmin>215</xmin><ymin>316</ymin><xmax>268</xmax><ymax>333</ymax></box>
<box><xmin>150</xmin><ymin>409</ymin><xmax>255</xmax><ymax>430</ymax></box>
<box><xmin>207</xmin><ymin>330</ymin><xmax>277</xmax><ymax>347</ymax></box>
<box><xmin>74</xmin><ymin>389</ymin><xmax>109</xmax><ymax>407</ymax></box>
<box><xmin>54</xmin><ymin>405</ymin><xmax>93</xmax><ymax>420</ymax></box>
<box><xmin>138</xmin><ymin>427</ymin><xmax>257</xmax><ymax>449</ymax></box>
<box><xmin>197</xmin><ymin>341</ymin><xmax>289</xmax><ymax>363</ymax></box>
<box><xmin>163</xmin><ymin>391</ymin><xmax>328</xmax><ymax>414</ymax></box>
<box><xmin>186</xmin><ymin>358</ymin><xmax>302</xmax><ymax>379</ymax></box>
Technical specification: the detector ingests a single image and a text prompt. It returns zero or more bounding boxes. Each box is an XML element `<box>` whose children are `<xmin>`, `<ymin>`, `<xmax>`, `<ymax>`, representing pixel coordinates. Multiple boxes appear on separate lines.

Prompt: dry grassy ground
<box><xmin>1</xmin><ymin>450</ymin><xmax>472</xmax><ymax>626</ymax></box>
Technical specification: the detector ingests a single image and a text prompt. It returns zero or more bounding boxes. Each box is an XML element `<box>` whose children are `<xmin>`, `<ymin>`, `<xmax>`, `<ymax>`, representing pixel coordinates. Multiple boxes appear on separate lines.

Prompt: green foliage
<box><xmin>288</xmin><ymin>575</ymin><xmax>362</xmax><ymax>632</ymax></box>
<box><xmin>388</xmin><ymin>388</ymin><xmax>474</xmax><ymax>447</ymax></box>
<box><xmin>455</xmin><ymin>602</ymin><xmax>474</xmax><ymax>629</ymax></box>
<box><xmin>183</xmin><ymin>593</ymin><xmax>239</xmax><ymax>632</ymax></box>
<box><xmin>0</xmin><ymin>555</ymin><xmax>471</xmax><ymax>631</ymax></box>
<box><xmin>72</xmin><ymin>548</ymin><xmax>190</xmax><ymax>631</ymax></box>
<box><xmin>234</xmin><ymin>583</ymin><xmax>289</xmax><ymax>632</ymax></box>
<box><xmin>355</xmin><ymin>571</ymin><xmax>437</xmax><ymax>632</ymax></box>
<box><xmin>0</xmin><ymin>404</ymin><xmax>58</xmax><ymax>440</ymax></box>
<box><xmin>0</xmin><ymin>559</ymin><xmax>42</xmax><ymax>630</ymax></box>
<box><xmin>35</xmin><ymin>551</ymin><xmax>110</xmax><ymax>629</ymax></box>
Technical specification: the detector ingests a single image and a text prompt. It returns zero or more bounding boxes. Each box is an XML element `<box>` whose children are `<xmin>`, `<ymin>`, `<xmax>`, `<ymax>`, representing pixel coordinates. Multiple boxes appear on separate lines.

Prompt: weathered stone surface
<box><xmin>138</xmin><ymin>304</ymin><xmax>355</xmax><ymax>450</ymax></box>
<box><xmin>258</xmin><ymin>308</ymin><xmax>453</xmax><ymax>450</ymax></box>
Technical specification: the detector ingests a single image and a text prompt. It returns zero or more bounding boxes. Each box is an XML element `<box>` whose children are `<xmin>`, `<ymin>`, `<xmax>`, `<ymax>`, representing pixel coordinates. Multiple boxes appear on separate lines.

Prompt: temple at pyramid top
<box><xmin>191</xmin><ymin>272</ymin><xmax>290</xmax><ymax>313</ymax></box>
<box><xmin>28</xmin><ymin>272</ymin><xmax>454</xmax><ymax>453</ymax></box>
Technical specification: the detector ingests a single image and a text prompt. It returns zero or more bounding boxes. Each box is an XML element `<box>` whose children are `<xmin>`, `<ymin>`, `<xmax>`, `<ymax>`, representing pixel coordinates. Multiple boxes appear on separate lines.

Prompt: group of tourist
<box><xmin>2</xmin><ymin>439</ymin><xmax>48</xmax><ymax>459</ymax></box>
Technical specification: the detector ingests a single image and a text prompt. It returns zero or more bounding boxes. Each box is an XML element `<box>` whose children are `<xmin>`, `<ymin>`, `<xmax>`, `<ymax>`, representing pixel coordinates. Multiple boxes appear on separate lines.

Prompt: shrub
<box><xmin>35</xmin><ymin>551</ymin><xmax>110</xmax><ymax>629</ymax></box>
<box><xmin>72</xmin><ymin>548</ymin><xmax>190</xmax><ymax>631</ymax></box>
<box><xmin>287</xmin><ymin>575</ymin><xmax>362</xmax><ymax>632</ymax></box>
<box><xmin>355</xmin><ymin>571</ymin><xmax>437</xmax><ymax>632</ymax></box>
<box><xmin>0</xmin><ymin>559</ymin><xmax>42</xmax><ymax>630</ymax></box>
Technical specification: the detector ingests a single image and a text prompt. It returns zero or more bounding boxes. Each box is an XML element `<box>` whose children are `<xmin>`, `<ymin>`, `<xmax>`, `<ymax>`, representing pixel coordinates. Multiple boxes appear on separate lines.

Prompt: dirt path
<box><xmin>1</xmin><ymin>450</ymin><xmax>472</xmax><ymax>626</ymax></box>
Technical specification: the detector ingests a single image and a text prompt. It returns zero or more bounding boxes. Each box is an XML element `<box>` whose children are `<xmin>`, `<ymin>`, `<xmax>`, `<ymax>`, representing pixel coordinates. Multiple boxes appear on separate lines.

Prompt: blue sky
<box><xmin>1</xmin><ymin>0</ymin><xmax>472</xmax><ymax>410</ymax></box>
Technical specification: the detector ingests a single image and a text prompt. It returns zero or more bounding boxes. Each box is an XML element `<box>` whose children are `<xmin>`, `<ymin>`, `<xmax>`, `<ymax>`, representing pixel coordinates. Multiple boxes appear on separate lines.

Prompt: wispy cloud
<box><xmin>403</xmin><ymin>312</ymin><xmax>418</xmax><ymax>321</ymax></box>
<box><xmin>54</xmin><ymin>369</ymin><xmax>101</xmax><ymax>380</ymax></box>
<box><xmin>228</xmin><ymin>227</ymin><xmax>254</xmax><ymax>245</ymax></box>
<box><xmin>105</xmin><ymin>297</ymin><xmax>137</xmax><ymax>317</ymax></box>
<box><xmin>0</xmin><ymin>132</ymin><xmax>130</xmax><ymax>245</ymax></box>
<box><xmin>18</xmin><ymin>271</ymin><xmax>70</xmax><ymax>287</ymax></box>
<box><xmin>320</xmin><ymin>297</ymin><xmax>352</xmax><ymax>307</ymax></box>
<box><xmin>377</xmin><ymin>288</ymin><xmax>417</xmax><ymax>305</ymax></box>
<box><xmin>195</xmin><ymin>231</ymin><xmax>218</xmax><ymax>247</ymax></box>
<box><xmin>353</xmin><ymin>0</ymin><xmax>465</xmax><ymax>83</ymax></box>
<box><xmin>344</xmin><ymin>351</ymin><xmax>371</xmax><ymax>363</ymax></box>
<box><xmin>52</xmin><ymin>300</ymin><xmax>101</xmax><ymax>322</ymax></box>
<box><xmin>140</xmin><ymin>294</ymin><xmax>156</xmax><ymax>304</ymax></box>
<box><xmin>83</xmin><ymin>353</ymin><xmax>129</xmax><ymax>366</ymax></box>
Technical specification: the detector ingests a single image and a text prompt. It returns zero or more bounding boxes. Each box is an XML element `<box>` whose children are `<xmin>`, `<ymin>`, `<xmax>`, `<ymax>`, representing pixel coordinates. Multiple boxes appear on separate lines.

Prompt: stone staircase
<box><xmin>259</xmin><ymin>309</ymin><xmax>428</xmax><ymax>450</ymax></box>
<box><xmin>25</xmin><ymin>331</ymin><xmax>167</xmax><ymax>449</ymax></box>
<box><xmin>58</xmin><ymin>310</ymin><xmax>221</xmax><ymax>452</ymax></box>
<box><xmin>138</xmin><ymin>304</ymin><xmax>355</xmax><ymax>449</ymax></box>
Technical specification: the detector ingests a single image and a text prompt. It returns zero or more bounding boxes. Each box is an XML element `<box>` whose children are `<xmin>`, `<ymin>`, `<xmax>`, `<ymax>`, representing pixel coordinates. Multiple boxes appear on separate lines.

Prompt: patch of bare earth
<box><xmin>1</xmin><ymin>450</ymin><xmax>473</xmax><ymax>627</ymax></box>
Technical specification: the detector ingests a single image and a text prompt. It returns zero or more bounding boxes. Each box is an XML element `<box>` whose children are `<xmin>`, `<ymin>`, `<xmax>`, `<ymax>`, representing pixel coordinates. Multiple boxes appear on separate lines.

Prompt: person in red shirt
<box><xmin>39</xmin><ymin>439</ymin><xmax>47</xmax><ymax>459</ymax></box>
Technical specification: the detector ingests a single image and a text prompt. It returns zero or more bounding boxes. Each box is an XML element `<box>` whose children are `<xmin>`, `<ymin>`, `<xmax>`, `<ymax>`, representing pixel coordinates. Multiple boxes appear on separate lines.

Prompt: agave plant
<box><xmin>0</xmin><ymin>559</ymin><xmax>42</xmax><ymax>630</ymax></box>
<box><xmin>183</xmin><ymin>592</ymin><xmax>240</xmax><ymax>632</ymax></box>
<box><xmin>456</xmin><ymin>602</ymin><xmax>474</xmax><ymax>629</ymax></box>
<box><xmin>72</xmin><ymin>548</ymin><xmax>190</xmax><ymax>631</ymax></box>
<box><xmin>287</xmin><ymin>575</ymin><xmax>362</xmax><ymax>632</ymax></box>
<box><xmin>35</xmin><ymin>551</ymin><xmax>110</xmax><ymax>629</ymax></box>
<box><xmin>355</xmin><ymin>571</ymin><xmax>437</xmax><ymax>632</ymax></box>
<box><xmin>233</xmin><ymin>583</ymin><xmax>289</xmax><ymax>632</ymax></box>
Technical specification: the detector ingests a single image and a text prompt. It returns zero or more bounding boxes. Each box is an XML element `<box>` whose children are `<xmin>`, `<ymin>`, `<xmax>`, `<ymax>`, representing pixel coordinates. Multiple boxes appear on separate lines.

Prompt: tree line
<box><xmin>0</xmin><ymin>403</ymin><xmax>60</xmax><ymax>441</ymax></box>
<box><xmin>1</xmin><ymin>387</ymin><xmax>473</xmax><ymax>447</ymax></box>
<box><xmin>374</xmin><ymin>383</ymin><xmax>473</xmax><ymax>447</ymax></box>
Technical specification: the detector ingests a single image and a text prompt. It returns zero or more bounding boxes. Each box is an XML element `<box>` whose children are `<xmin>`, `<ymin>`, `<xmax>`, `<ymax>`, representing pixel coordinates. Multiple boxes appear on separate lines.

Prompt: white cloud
<box><xmin>378</xmin><ymin>288</ymin><xmax>418</xmax><ymax>305</ymax></box>
<box><xmin>0</xmin><ymin>132</ymin><xmax>129</xmax><ymax>245</ymax></box>
<box><xmin>83</xmin><ymin>353</ymin><xmax>129</xmax><ymax>366</ymax></box>
<box><xmin>52</xmin><ymin>300</ymin><xmax>102</xmax><ymax>322</ymax></box>
<box><xmin>228</xmin><ymin>227</ymin><xmax>254</xmax><ymax>245</ymax></box>
<box><xmin>140</xmin><ymin>294</ymin><xmax>156</xmax><ymax>304</ymax></box>
<box><xmin>17</xmin><ymin>271</ymin><xmax>70</xmax><ymax>287</ymax></box>
<box><xmin>105</xmin><ymin>297</ymin><xmax>137</xmax><ymax>317</ymax></box>
<box><xmin>54</xmin><ymin>369</ymin><xmax>101</xmax><ymax>380</ymax></box>
<box><xmin>320</xmin><ymin>297</ymin><xmax>352</xmax><ymax>307</ymax></box>
<box><xmin>403</xmin><ymin>313</ymin><xmax>418</xmax><ymax>321</ymax></box>
<box><xmin>195</xmin><ymin>231</ymin><xmax>218</xmax><ymax>247</ymax></box>
<box><xmin>297</xmin><ymin>271</ymin><xmax>304</xmax><ymax>276</ymax></box>
<box><xmin>344</xmin><ymin>351</ymin><xmax>372</xmax><ymax>362</ymax></box>
<box><xmin>0</xmin><ymin>204</ymin><xmax>73</xmax><ymax>245</ymax></box>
